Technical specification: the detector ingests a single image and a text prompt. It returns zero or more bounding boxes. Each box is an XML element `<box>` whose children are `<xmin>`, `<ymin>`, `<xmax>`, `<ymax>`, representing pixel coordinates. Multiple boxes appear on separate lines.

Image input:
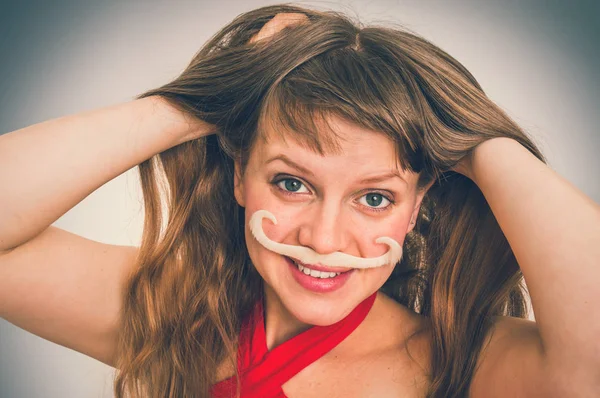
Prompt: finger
<box><xmin>249</xmin><ymin>13</ymin><xmax>308</xmax><ymax>44</ymax></box>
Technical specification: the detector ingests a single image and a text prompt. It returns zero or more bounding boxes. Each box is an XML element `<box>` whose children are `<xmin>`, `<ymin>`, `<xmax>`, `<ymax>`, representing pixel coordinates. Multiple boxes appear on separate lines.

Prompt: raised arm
<box><xmin>462</xmin><ymin>137</ymin><xmax>600</xmax><ymax>397</ymax></box>
<box><xmin>0</xmin><ymin>96</ymin><xmax>212</xmax><ymax>365</ymax></box>
<box><xmin>0</xmin><ymin>96</ymin><xmax>209</xmax><ymax>252</ymax></box>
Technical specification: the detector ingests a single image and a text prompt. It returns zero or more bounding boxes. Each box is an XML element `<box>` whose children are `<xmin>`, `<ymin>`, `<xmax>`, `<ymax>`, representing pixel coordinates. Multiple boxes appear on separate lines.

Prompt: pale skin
<box><xmin>0</xmin><ymin>12</ymin><xmax>598</xmax><ymax>398</ymax></box>
<box><xmin>228</xmin><ymin>115</ymin><xmax>433</xmax><ymax>397</ymax></box>
<box><xmin>461</xmin><ymin>138</ymin><xmax>600</xmax><ymax>397</ymax></box>
<box><xmin>234</xmin><ymin>117</ymin><xmax>427</xmax><ymax>331</ymax></box>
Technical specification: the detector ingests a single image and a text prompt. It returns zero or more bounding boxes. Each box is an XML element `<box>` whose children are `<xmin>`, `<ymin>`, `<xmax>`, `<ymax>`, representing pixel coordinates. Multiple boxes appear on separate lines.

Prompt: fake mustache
<box><xmin>249</xmin><ymin>210</ymin><xmax>403</xmax><ymax>269</ymax></box>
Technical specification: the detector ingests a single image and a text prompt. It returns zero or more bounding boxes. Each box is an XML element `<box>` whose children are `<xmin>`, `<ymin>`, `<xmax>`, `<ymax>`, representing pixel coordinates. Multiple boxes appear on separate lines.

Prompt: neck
<box><xmin>262</xmin><ymin>285</ymin><xmax>313</xmax><ymax>351</ymax></box>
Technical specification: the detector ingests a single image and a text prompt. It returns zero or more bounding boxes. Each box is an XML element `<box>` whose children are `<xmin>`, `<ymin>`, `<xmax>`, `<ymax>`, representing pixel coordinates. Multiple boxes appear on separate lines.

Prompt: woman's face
<box><xmin>234</xmin><ymin>115</ymin><xmax>429</xmax><ymax>327</ymax></box>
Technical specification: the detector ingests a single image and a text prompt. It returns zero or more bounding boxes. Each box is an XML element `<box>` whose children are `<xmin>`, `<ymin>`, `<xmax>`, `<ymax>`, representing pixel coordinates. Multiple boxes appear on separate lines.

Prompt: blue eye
<box><xmin>358</xmin><ymin>193</ymin><xmax>391</xmax><ymax>209</ymax></box>
<box><xmin>272</xmin><ymin>176</ymin><xmax>395</xmax><ymax>212</ymax></box>
<box><xmin>275</xmin><ymin>178</ymin><xmax>310</xmax><ymax>193</ymax></box>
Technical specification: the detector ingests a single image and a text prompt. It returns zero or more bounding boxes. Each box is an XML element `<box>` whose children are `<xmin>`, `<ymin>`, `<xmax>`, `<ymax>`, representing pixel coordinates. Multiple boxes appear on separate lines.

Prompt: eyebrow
<box><xmin>265</xmin><ymin>154</ymin><xmax>407</xmax><ymax>186</ymax></box>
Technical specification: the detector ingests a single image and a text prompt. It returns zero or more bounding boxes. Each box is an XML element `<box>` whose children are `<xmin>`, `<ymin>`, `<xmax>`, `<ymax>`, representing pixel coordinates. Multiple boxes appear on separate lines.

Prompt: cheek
<box><xmin>243</xmin><ymin>222</ymin><xmax>272</xmax><ymax>281</ymax></box>
<box><xmin>243</xmin><ymin>178</ymin><xmax>290</xmax><ymax>221</ymax></box>
<box><xmin>243</xmin><ymin>205</ymin><xmax>292</xmax><ymax>275</ymax></box>
<box><xmin>385</xmin><ymin>204</ymin><xmax>415</xmax><ymax>238</ymax></box>
<box><xmin>243</xmin><ymin>189</ymin><xmax>298</xmax><ymax>241</ymax></box>
<box><xmin>362</xmin><ymin>213</ymin><xmax>411</xmax><ymax>253</ymax></box>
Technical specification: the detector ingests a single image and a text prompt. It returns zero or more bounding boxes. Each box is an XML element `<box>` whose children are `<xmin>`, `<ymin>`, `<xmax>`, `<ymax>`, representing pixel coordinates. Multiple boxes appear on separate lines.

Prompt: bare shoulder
<box><xmin>470</xmin><ymin>315</ymin><xmax>550</xmax><ymax>397</ymax></box>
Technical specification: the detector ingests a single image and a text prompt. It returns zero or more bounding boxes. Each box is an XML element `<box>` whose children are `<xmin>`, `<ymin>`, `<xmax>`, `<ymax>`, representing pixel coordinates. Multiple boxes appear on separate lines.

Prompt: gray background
<box><xmin>1</xmin><ymin>0</ymin><xmax>598</xmax><ymax>397</ymax></box>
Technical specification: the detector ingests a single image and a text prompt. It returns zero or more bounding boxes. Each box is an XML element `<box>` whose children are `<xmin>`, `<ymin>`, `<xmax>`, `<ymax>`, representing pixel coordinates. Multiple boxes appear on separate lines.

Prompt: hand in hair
<box><xmin>249</xmin><ymin>12</ymin><xmax>309</xmax><ymax>44</ymax></box>
<box><xmin>452</xmin><ymin>150</ymin><xmax>475</xmax><ymax>180</ymax></box>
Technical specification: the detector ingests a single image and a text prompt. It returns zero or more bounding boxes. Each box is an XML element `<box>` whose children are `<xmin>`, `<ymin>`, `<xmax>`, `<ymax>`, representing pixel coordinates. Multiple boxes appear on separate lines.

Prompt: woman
<box><xmin>0</xmin><ymin>3</ymin><xmax>598</xmax><ymax>398</ymax></box>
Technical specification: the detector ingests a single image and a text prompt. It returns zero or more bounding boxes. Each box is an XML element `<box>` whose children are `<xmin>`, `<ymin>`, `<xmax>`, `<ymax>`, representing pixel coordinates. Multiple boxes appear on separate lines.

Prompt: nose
<box><xmin>297</xmin><ymin>202</ymin><xmax>349</xmax><ymax>256</ymax></box>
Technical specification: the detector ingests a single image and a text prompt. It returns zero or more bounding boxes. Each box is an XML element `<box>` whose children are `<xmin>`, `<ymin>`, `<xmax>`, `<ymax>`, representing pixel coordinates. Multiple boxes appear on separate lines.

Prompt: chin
<box><xmin>283</xmin><ymin>293</ymin><xmax>359</xmax><ymax>327</ymax></box>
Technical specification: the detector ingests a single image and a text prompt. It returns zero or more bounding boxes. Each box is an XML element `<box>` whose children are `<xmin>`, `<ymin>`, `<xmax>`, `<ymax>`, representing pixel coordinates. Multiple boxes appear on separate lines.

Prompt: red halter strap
<box><xmin>211</xmin><ymin>292</ymin><xmax>377</xmax><ymax>398</ymax></box>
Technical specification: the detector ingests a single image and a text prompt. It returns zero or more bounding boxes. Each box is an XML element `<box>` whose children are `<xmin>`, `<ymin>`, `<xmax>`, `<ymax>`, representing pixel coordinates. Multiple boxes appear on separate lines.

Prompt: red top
<box><xmin>211</xmin><ymin>292</ymin><xmax>377</xmax><ymax>398</ymax></box>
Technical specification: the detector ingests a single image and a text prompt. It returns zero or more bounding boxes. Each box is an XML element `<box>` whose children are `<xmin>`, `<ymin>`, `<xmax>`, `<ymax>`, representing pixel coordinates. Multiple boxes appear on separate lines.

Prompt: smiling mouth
<box><xmin>286</xmin><ymin>256</ymin><xmax>353</xmax><ymax>276</ymax></box>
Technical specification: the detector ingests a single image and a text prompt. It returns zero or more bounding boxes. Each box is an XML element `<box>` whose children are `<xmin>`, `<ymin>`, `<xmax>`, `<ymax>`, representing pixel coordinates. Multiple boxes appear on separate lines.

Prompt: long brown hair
<box><xmin>113</xmin><ymin>4</ymin><xmax>545</xmax><ymax>397</ymax></box>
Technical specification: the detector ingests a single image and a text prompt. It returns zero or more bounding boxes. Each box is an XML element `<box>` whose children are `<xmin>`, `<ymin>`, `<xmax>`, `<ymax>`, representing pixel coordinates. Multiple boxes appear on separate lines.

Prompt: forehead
<box><xmin>255</xmin><ymin>113</ymin><xmax>401</xmax><ymax>167</ymax></box>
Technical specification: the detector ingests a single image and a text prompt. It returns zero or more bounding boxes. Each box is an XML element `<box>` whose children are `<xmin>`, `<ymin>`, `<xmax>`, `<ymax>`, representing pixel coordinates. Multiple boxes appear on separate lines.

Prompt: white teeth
<box><xmin>293</xmin><ymin>260</ymin><xmax>340</xmax><ymax>279</ymax></box>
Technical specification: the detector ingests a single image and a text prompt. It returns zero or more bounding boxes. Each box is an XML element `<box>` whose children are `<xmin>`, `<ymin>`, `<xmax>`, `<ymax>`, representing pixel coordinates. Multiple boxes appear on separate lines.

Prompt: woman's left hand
<box><xmin>451</xmin><ymin>138</ymin><xmax>506</xmax><ymax>181</ymax></box>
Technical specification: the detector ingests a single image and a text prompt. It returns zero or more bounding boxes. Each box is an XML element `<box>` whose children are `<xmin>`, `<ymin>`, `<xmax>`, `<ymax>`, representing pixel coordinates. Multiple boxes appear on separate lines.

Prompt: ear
<box><xmin>233</xmin><ymin>157</ymin><xmax>246</xmax><ymax>208</ymax></box>
<box><xmin>407</xmin><ymin>180</ymin><xmax>434</xmax><ymax>234</ymax></box>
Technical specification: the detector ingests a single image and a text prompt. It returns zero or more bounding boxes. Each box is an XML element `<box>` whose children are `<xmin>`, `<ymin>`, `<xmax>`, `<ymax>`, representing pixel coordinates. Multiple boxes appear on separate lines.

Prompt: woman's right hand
<box><xmin>140</xmin><ymin>12</ymin><xmax>309</xmax><ymax>149</ymax></box>
<box><xmin>249</xmin><ymin>12</ymin><xmax>309</xmax><ymax>44</ymax></box>
<box><xmin>153</xmin><ymin>96</ymin><xmax>215</xmax><ymax>145</ymax></box>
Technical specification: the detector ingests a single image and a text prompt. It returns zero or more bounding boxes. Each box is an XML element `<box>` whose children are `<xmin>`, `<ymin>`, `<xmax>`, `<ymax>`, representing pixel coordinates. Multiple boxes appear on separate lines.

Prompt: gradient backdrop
<box><xmin>1</xmin><ymin>0</ymin><xmax>598</xmax><ymax>397</ymax></box>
